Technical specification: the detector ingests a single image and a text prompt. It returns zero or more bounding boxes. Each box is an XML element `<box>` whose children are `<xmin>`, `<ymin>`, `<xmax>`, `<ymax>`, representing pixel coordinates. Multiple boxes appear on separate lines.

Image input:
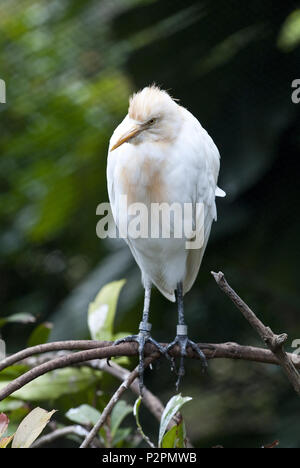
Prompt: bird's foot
<box><xmin>109</xmin><ymin>322</ymin><xmax>168</xmax><ymax>395</ymax></box>
<box><xmin>167</xmin><ymin>325</ymin><xmax>208</xmax><ymax>391</ymax></box>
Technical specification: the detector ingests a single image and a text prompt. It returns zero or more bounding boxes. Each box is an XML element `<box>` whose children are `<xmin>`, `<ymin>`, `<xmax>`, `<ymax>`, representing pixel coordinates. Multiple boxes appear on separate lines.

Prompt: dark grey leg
<box><xmin>167</xmin><ymin>282</ymin><xmax>208</xmax><ymax>391</ymax></box>
<box><xmin>112</xmin><ymin>284</ymin><xmax>167</xmax><ymax>395</ymax></box>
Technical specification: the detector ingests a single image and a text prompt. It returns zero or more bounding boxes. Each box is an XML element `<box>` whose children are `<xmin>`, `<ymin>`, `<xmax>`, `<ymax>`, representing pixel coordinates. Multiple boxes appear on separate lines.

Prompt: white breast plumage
<box><xmin>107</xmin><ymin>105</ymin><xmax>224</xmax><ymax>302</ymax></box>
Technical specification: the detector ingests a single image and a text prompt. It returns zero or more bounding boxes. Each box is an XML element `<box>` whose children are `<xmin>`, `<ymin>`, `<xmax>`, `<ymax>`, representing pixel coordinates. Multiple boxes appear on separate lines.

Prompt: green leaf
<box><xmin>161</xmin><ymin>424</ymin><xmax>177</xmax><ymax>448</ymax></box>
<box><xmin>12</xmin><ymin>407</ymin><xmax>56</xmax><ymax>448</ymax></box>
<box><xmin>158</xmin><ymin>394</ymin><xmax>192</xmax><ymax>448</ymax></box>
<box><xmin>110</xmin><ymin>400</ymin><xmax>132</xmax><ymax>437</ymax></box>
<box><xmin>161</xmin><ymin>420</ymin><xmax>186</xmax><ymax>448</ymax></box>
<box><xmin>0</xmin><ymin>367</ymin><xmax>101</xmax><ymax>401</ymax></box>
<box><xmin>278</xmin><ymin>9</ymin><xmax>300</xmax><ymax>52</ymax></box>
<box><xmin>133</xmin><ymin>397</ymin><xmax>154</xmax><ymax>448</ymax></box>
<box><xmin>66</xmin><ymin>404</ymin><xmax>100</xmax><ymax>426</ymax></box>
<box><xmin>27</xmin><ymin>322</ymin><xmax>53</xmax><ymax>347</ymax></box>
<box><xmin>88</xmin><ymin>279</ymin><xmax>126</xmax><ymax>341</ymax></box>
<box><xmin>0</xmin><ymin>313</ymin><xmax>35</xmax><ymax>328</ymax></box>
<box><xmin>133</xmin><ymin>397</ymin><xmax>142</xmax><ymax>425</ymax></box>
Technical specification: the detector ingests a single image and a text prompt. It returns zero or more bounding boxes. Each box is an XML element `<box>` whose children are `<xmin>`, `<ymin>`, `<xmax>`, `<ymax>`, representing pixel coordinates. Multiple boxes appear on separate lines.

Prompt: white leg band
<box><xmin>139</xmin><ymin>321</ymin><xmax>152</xmax><ymax>332</ymax></box>
<box><xmin>177</xmin><ymin>324</ymin><xmax>187</xmax><ymax>336</ymax></box>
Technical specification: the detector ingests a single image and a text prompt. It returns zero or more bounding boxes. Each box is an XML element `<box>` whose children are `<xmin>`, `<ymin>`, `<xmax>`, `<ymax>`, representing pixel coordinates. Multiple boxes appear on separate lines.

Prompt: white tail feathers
<box><xmin>215</xmin><ymin>186</ymin><xmax>226</xmax><ymax>197</ymax></box>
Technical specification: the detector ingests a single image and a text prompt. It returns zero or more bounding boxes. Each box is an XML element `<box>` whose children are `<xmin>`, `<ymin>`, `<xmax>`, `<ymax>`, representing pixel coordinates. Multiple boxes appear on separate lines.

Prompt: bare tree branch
<box><xmin>1</xmin><ymin>339</ymin><xmax>300</xmax><ymax>402</ymax></box>
<box><xmin>0</xmin><ymin>340</ymin><xmax>109</xmax><ymax>372</ymax></box>
<box><xmin>2</xmin><ymin>339</ymin><xmax>300</xmax><ymax>372</ymax></box>
<box><xmin>0</xmin><ymin>344</ymin><xmax>163</xmax><ymax>401</ymax></box>
<box><xmin>80</xmin><ymin>357</ymin><xmax>156</xmax><ymax>448</ymax></box>
<box><xmin>211</xmin><ymin>271</ymin><xmax>300</xmax><ymax>396</ymax></box>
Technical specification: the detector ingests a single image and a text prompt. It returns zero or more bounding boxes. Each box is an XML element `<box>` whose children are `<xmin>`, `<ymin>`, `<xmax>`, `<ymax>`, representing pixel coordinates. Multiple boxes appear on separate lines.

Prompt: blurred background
<box><xmin>0</xmin><ymin>0</ymin><xmax>300</xmax><ymax>448</ymax></box>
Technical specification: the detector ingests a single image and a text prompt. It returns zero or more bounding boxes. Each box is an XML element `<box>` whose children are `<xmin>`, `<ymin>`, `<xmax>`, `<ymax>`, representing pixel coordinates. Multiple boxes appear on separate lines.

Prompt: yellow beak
<box><xmin>110</xmin><ymin>126</ymin><xmax>141</xmax><ymax>152</ymax></box>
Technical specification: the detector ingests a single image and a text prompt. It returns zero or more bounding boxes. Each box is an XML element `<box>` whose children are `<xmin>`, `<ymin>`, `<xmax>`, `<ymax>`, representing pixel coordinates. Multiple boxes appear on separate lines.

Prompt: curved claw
<box><xmin>107</xmin><ymin>333</ymin><xmax>168</xmax><ymax>395</ymax></box>
<box><xmin>189</xmin><ymin>339</ymin><xmax>208</xmax><ymax>371</ymax></box>
<box><xmin>166</xmin><ymin>339</ymin><xmax>179</xmax><ymax>373</ymax></box>
<box><xmin>115</xmin><ymin>335</ymin><xmax>139</xmax><ymax>346</ymax></box>
<box><xmin>106</xmin><ymin>335</ymin><xmax>138</xmax><ymax>367</ymax></box>
<box><xmin>167</xmin><ymin>336</ymin><xmax>208</xmax><ymax>390</ymax></box>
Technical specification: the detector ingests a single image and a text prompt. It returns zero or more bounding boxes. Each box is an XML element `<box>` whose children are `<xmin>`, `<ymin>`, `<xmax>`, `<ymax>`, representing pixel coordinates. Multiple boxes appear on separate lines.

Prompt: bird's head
<box><xmin>110</xmin><ymin>85</ymin><xmax>182</xmax><ymax>151</ymax></box>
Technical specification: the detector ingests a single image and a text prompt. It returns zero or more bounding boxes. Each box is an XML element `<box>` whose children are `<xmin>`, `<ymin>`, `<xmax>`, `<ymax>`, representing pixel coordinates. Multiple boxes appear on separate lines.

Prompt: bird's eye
<box><xmin>148</xmin><ymin>118</ymin><xmax>156</xmax><ymax>125</ymax></box>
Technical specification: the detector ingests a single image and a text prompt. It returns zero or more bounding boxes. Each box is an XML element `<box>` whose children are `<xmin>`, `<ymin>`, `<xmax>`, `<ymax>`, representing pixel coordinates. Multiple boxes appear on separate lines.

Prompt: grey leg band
<box><xmin>139</xmin><ymin>321</ymin><xmax>152</xmax><ymax>333</ymax></box>
<box><xmin>176</xmin><ymin>324</ymin><xmax>187</xmax><ymax>336</ymax></box>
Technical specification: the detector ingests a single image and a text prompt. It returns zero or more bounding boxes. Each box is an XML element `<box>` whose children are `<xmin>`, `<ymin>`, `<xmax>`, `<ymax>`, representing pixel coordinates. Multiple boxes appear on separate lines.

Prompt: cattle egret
<box><xmin>107</xmin><ymin>85</ymin><xmax>225</xmax><ymax>392</ymax></box>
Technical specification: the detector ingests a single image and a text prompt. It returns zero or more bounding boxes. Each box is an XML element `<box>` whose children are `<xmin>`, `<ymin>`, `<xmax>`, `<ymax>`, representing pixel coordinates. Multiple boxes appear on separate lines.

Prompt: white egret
<box><xmin>107</xmin><ymin>85</ymin><xmax>225</xmax><ymax>391</ymax></box>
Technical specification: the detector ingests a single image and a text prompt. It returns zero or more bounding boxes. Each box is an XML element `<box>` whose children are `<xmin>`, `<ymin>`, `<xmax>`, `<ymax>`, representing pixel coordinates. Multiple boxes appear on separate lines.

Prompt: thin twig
<box><xmin>212</xmin><ymin>271</ymin><xmax>300</xmax><ymax>396</ymax></box>
<box><xmin>31</xmin><ymin>425</ymin><xmax>101</xmax><ymax>448</ymax></box>
<box><xmin>79</xmin><ymin>357</ymin><xmax>156</xmax><ymax>448</ymax></box>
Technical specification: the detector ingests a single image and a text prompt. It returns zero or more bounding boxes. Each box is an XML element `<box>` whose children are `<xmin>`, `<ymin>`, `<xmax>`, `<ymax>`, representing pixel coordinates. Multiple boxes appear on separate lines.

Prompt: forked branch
<box><xmin>1</xmin><ymin>271</ymin><xmax>299</xmax><ymax>403</ymax></box>
<box><xmin>212</xmin><ymin>271</ymin><xmax>300</xmax><ymax>396</ymax></box>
